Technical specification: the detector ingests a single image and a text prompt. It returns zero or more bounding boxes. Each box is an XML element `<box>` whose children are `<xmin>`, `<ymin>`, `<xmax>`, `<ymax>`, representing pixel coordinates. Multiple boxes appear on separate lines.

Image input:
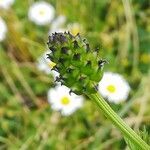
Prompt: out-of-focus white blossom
<box><xmin>98</xmin><ymin>72</ymin><xmax>130</xmax><ymax>103</ymax></box>
<box><xmin>49</xmin><ymin>15</ymin><xmax>66</xmax><ymax>34</ymax></box>
<box><xmin>49</xmin><ymin>16</ymin><xmax>83</xmax><ymax>36</ymax></box>
<box><xmin>37</xmin><ymin>50</ymin><xmax>59</xmax><ymax>78</ymax></box>
<box><xmin>0</xmin><ymin>0</ymin><xmax>15</xmax><ymax>9</ymax></box>
<box><xmin>67</xmin><ymin>23</ymin><xmax>83</xmax><ymax>36</ymax></box>
<box><xmin>0</xmin><ymin>17</ymin><xmax>7</xmax><ymax>42</ymax></box>
<box><xmin>48</xmin><ymin>85</ymin><xmax>84</xmax><ymax>116</ymax></box>
<box><xmin>28</xmin><ymin>1</ymin><xmax>55</xmax><ymax>25</ymax></box>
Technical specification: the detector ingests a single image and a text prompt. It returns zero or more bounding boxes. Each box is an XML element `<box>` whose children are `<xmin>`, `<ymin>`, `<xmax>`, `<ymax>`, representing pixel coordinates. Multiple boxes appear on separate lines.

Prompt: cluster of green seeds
<box><xmin>47</xmin><ymin>32</ymin><xmax>106</xmax><ymax>95</ymax></box>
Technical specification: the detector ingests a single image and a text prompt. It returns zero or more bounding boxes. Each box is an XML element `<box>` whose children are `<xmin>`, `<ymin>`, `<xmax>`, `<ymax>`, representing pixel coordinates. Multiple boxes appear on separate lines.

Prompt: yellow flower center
<box><xmin>61</xmin><ymin>96</ymin><xmax>70</xmax><ymax>105</ymax></box>
<box><xmin>39</xmin><ymin>9</ymin><xmax>45</xmax><ymax>16</ymax></box>
<box><xmin>140</xmin><ymin>53</ymin><xmax>150</xmax><ymax>64</ymax></box>
<box><xmin>70</xmin><ymin>25</ymin><xmax>80</xmax><ymax>36</ymax></box>
<box><xmin>48</xmin><ymin>61</ymin><xmax>56</xmax><ymax>69</ymax></box>
<box><xmin>107</xmin><ymin>85</ymin><xmax>116</xmax><ymax>93</ymax></box>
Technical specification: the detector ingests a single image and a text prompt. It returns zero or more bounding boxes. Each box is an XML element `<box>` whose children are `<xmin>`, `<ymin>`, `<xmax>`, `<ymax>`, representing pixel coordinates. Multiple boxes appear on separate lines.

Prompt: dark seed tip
<box><xmin>67</xmin><ymin>68</ymin><xmax>73</xmax><ymax>73</ymax></box>
<box><xmin>98</xmin><ymin>59</ymin><xmax>108</xmax><ymax>67</ymax></box>
<box><xmin>73</xmin><ymin>53</ymin><xmax>80</xmax><ymax>60</ymax></box>
<box><xmin>86</xmin><ymin>60</ymin><xmax>91</xmax><ymax>66</ymax></box>
<box><xmin>69</xmin><ymin>89</ymin><xmax>73</xmax><ymax>95</ymax></box>
<box><xmin>94</xmin><ymin>84</ymin><xmax>98</xmax><ymax>91</ymax></box>
<box><xmin>73</xmin><ymin>40</ymin><xmax>79</xmax><ymax>48</ymax></box>
<box><xmin>61</xmin><ymin>47</ymin><xmax>68</xmax><ymax>54</ymax></box>
<box><xmin>86</xmin><ymin>43</ymin><xmax>90</xmax><ymax>51</ymax></box>
<box><xmin>58</xmin><ymin>58</ymin><xmax>65</xmax><ymax>63</ymax></box>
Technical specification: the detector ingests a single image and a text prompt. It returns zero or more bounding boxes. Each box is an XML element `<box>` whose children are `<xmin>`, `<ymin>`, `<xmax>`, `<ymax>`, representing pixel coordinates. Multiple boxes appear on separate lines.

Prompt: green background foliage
<box><xmin>0</xmin><ymin>0</ymin><xmax>150</xmax><ymax>149</ymax></box>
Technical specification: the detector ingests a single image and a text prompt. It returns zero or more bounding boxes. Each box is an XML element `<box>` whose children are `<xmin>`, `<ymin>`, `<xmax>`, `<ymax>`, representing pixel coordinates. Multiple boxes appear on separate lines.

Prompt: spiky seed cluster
<box><xmin>47</xmin><ymin>32</ymin><xmax>106</xmax><ymax>95</ymax></box>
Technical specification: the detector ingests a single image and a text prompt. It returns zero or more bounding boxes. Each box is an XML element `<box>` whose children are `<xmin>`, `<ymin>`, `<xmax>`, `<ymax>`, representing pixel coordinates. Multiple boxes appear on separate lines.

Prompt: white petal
<box><xmin>51</xmin><ymin>15</ymin><xmax>66</xmax><ymax>30</ymax></box>
<box><xmin>0</xmin><ymin>17</ymin><xmax>7</xmax><ymax>41</ymax></box>
<box><xmin>0</xmin><ymin>0</ymin><xmax>14</xmax><ymax>9</ymax></box>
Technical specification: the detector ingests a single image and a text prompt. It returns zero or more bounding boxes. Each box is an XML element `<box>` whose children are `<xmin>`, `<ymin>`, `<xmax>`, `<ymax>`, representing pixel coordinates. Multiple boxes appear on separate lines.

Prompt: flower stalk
<box><xmin>88</xmin><ymin>92</ymin><xmax>150</xmax><ymax>150</ymax></box>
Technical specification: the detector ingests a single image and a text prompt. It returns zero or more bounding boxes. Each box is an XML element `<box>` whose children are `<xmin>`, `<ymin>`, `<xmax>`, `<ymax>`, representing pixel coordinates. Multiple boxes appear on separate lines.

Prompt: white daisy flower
<box><xmin>51</xmin><ymin>15</ymin><xmax>66</xmax><ymax>30</ymax></box>
<box><xmin>49</xmin><ymin>15</ymin><xmax>66</xmax><ymax>34</ymax></box>
<box><xmin>0</xmin><ymin>17</ymin><xmax>7</xmax><ymax>42</ymax></box>
<box><xmin>28</xmin><ymin>1</ymin><xmax>55</xmax><ymax>25</ymax></box>
<box><xmin>98</xmin><ymin>72</ymin><xmax>130</xmax><ymax>103</ymax></box>
<box><xmin>48</xmin><ymin>85</ymin><xmax>84</xmax><ymax>116</ymax></box>
<box><xmin>0</xmin><ymin>0</ymin><xmax>14</xmax><ymax>9</ymax></box>
<box><xmin>67</xmin><ymin>23</ymin><xmax>83</xmax><ymax>36</ymax></box>
<box><xmin>37</xmin><ymin>50</ymin><xmax>59</xmax><ymax>78</ymax></box>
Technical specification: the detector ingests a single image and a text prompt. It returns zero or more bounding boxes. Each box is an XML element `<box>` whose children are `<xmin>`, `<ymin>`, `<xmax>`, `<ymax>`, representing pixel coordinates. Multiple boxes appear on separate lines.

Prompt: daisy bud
<box><xmin>47</xmin><ymin>32</ymin><xmax>106</xmax><ymax>95</ymax></box>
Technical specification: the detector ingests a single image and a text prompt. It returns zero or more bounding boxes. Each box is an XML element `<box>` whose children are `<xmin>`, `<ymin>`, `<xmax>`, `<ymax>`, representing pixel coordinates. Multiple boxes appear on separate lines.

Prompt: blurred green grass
<box><xmin>0</xmin><ymin>0</ymin><xmax>150</xmax><ymax>149</ymax></box>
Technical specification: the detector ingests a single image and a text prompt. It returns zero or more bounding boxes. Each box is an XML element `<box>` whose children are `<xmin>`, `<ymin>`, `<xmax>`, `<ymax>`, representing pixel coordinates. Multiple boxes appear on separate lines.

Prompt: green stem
<box><xmin>87</xmin><ymin>92</ymin><xmax>150</xmax><ymax>150</ymax></box>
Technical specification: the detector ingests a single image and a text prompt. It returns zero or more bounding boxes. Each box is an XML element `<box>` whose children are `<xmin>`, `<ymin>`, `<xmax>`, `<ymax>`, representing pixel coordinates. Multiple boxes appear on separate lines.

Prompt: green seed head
<box><xmin>47</xmin><ymin>32</ymin><xmax>106</xmax><ymax>95</ymax></box>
